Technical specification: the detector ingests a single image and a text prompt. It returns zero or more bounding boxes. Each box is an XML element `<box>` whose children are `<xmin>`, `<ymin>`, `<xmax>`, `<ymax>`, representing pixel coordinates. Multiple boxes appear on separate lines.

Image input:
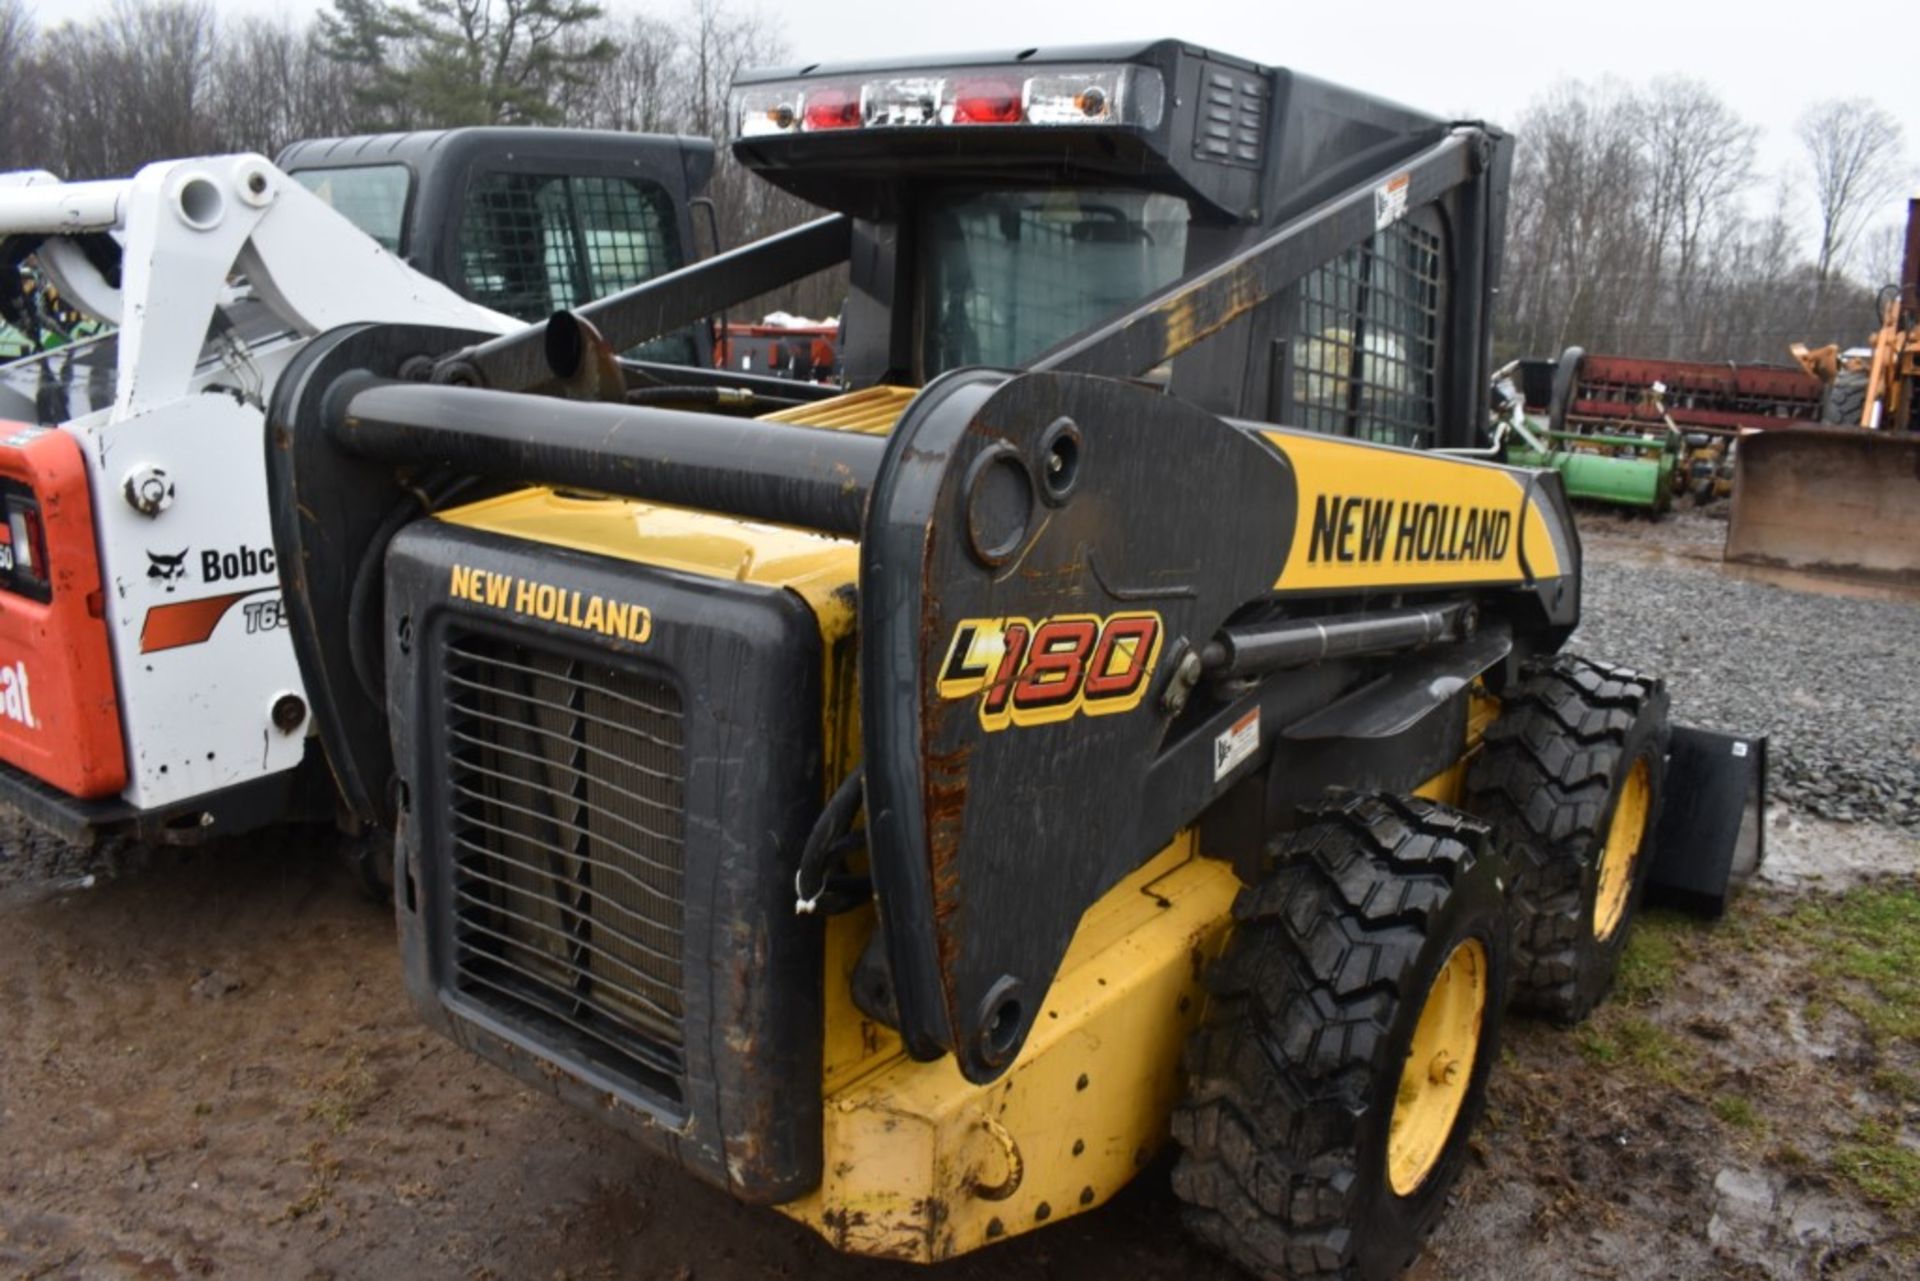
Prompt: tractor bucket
<box><xmin>1647</xmin><ymin>726</ymin><xmax>1767</xmax><ymax>918</ymax></box>
<box><xmin>1728</xmin><ymin>427</ymin><xmax>1920</xmax><ymax>583</ymax></box>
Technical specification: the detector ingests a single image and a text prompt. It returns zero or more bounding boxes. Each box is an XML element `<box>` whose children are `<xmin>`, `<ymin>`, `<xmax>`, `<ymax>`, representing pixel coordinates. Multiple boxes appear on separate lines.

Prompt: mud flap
<box><xmin>1728</xmin><ymin>428</ymin><xmax>1920</xmax><ymax>583</ymax></box>
<box><xmin>1646</xmin><ymin>726</ymin><xmax>1766</xmax><ymax>918</ymax></box>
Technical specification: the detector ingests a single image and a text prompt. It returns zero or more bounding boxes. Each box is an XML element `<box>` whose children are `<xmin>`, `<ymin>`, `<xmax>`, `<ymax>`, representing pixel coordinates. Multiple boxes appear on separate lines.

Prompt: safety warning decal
<box><xmin>1214</xmin><ymin>706</ymin><xmax>1259</xmax><ymax>781</ymax></box>
<box><xmin>1375</xmin><ymin>172</ymin><xmax>1410</xmax><ymax>230</ymax></box>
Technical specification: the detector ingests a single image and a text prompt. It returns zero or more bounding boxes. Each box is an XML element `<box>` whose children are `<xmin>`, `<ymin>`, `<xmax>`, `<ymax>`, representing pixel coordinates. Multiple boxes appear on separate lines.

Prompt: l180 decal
<box><xmin>937</xmin><ymin>611</ymin><xmax>1162</xmax><ymax>731</ymax></box>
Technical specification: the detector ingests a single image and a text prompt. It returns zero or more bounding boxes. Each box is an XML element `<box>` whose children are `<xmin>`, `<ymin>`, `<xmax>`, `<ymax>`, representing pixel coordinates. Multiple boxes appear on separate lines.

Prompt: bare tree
<box><xmin>34</xmin><ymin>0</ymin><xmax>217</xmax><ymax>179</ymax></box>
<box><xmin>1499</xmin><ymin>80</ymin><xmax>1651</xmax><ymax>359</ymax></box>
<box><xmin>1858</xmin><ymin>220</ymin><xmax>1910</xmax><ymax>291</ymax></box>
<box><xmin>1495</xmin><ymin>79</ymin><xmax>1892</xmax><ymax>365</ymax></box>
<box><xmin>1634</xmin><ymin>77</ymin><xmax>1756</xmax><ymax>341</ymax></box>
<box><xmin>1799</xmin><ymin>99</ymin><xmax>1906</xmax><ymax>287</ymax></box>
<box><xmin>0</xmin><ymin>0</ymin><xmax>38</xmax><ymax>172</ymax></box>
<box><xmin>208</xmin><ymin>18</ymin><xmax>361</xmax><ymax>157</ymax></box>
<box><xmin>552</xmin><ymin>11</ymin><xmax>678</xmax><ymax>132</ymax></box>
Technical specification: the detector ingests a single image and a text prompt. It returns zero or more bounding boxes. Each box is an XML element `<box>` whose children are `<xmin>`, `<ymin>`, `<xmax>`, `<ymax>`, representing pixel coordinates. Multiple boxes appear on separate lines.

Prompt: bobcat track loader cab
<box><xmin>0</xmin><ymin>129</ymin><xmax>710</xmax><ymax>850</ymax></box>
<box><xmin>270</xmin><ymin>40</ymin><xmax>1765</xmax><ymax>1278</ymax></box>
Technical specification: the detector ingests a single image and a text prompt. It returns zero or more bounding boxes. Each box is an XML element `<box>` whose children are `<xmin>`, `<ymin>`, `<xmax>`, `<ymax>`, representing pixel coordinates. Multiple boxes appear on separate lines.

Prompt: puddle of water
<box><xmin>1760</xmin><ymin>806</ymin><xmax>1920</xmax><ymax>891</ymax></box>
<box><xmin>1585</xmin><ymin>532</ymin><xmax>1920</xmax><ymax>604</ymax></box>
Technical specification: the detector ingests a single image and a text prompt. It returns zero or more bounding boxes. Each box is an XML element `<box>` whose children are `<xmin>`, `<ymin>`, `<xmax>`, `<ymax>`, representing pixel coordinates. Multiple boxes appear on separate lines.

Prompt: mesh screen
<box><xmin>457</xmin><ymin>172</ymin><xmax>686</xmax><ymax>328</ymax></box>
<box><xmin>443</xmin><ymin>633</ymin><xmax>687</xmax><ymax>1101</ymax></box>
<box><xmin>1292</xmin><ymin>220</ymin><xmax>1444</xmax><ymax>448</ymax></box>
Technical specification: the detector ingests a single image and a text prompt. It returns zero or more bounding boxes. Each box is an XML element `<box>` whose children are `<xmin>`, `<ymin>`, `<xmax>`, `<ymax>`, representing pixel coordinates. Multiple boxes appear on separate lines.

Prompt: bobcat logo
<box><xmin>147</xmin><ymin>548</ymin><xmax>190</xmax><ymax>593</ymax></box>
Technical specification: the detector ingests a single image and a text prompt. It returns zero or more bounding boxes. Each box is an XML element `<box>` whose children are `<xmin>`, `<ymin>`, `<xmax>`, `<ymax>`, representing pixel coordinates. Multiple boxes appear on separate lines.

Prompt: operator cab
<box><xmin>280</xmin><ymin>128</ymin><xmax>716</xmax><ymax>365</ymax></box>
<box><xmin>729</xmin><ymin>40</ymin><xmax>1499</xmax><ymax>448</ymax></box>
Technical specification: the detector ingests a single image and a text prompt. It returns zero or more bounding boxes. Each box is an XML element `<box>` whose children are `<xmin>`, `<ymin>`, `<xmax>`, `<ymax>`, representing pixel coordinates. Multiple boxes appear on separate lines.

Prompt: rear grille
<box><xmin>442</xmin><ymin>632</ymin><xmax>687</xmax><ymax>1101</ymax></box>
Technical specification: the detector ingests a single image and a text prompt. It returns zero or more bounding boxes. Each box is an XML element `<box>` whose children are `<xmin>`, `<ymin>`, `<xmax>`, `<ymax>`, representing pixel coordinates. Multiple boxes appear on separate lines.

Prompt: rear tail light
<box><xmin>801</xmin><ymin>85</ymin><xmax>862</xmax><ymax>132</ymax></box>
<box><xmin>948</xmin><ymin>78</ymin><xmax>1024</xmax><ymax>125</ymax></box>
<box><xmin>733</xmin><ymin>64</ymin><xmax>1165</xmax><ymax>139</ymax></box>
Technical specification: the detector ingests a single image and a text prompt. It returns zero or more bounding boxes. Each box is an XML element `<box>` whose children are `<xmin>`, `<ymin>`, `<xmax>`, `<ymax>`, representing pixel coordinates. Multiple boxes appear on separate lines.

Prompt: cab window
<box><xmin>291</xmin><ymin>165</ymin><xmax>412</xmax><ymax>254</ymax></box>
<box><xmin>921</xmin><ymin>188</ymin><xmax>1190</xmax><ymax>375</ymax></box>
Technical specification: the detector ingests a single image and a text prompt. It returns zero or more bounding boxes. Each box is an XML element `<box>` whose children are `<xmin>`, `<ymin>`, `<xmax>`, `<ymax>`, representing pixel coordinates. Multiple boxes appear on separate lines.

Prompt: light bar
<box><xmin>733</xmin><ymin>64</ymin><xmax>1165</xmax><ymax>139</ymax></box>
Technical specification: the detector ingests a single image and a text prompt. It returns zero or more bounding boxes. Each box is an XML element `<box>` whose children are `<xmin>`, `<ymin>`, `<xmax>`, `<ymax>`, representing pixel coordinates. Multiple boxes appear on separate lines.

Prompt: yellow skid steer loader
<box><xmin>266</xmin><ymin>41</ymin><xmax>1765</xmax><ymax>1278</ymax></box>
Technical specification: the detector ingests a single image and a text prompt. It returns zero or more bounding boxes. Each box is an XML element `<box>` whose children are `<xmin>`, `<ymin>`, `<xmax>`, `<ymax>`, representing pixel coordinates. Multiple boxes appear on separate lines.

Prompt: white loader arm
<box><xmin>0</xmin><ymin>168</ymin><xmax>126</xmax><ymax>323</ymax></box>
<box><xmin>0</xmin><ymin>154</ymin><xmax>517</xmax><ymax>417</ymax></box>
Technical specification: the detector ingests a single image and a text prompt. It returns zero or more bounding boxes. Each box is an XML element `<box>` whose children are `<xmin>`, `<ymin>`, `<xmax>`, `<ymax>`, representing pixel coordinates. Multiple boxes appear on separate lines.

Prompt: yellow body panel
<box><xmin>438</xmin><ymin>487</ymin><xmax>867</xmax><ymax>767</ymax></box>
<box><xmin>777</xmin><ymin>833</ymin><xmax>1240</xmax><ymax>1262</ymax></box>
<box><xmin>438</xmin><ymin>488</ymin><xmax>857</xmax><ymax>606</ymax></box>
<box><xmin>1263</xmin><ymin>429</ymin><xmax>1563</xmax><ymax>590</ymax></box>
<box><xmin>761</xmin><ymin>384</ymin><xmax>918</xmax><ymax>433</ymax></box>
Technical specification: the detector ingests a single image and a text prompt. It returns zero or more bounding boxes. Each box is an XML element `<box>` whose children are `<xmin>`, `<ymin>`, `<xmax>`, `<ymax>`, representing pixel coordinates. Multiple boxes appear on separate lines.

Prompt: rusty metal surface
<box><xmin>1728</xmin><ymin>428</ymin><xmax>1920</xmax><ymax>583</ymax></box>
<box><xmin>1566</xmin><ymin>354</ymin><xmax>1823</xmax><ymax>436</ymax></box>
<box><xmin>858</xmin><ymin>369</ymin><xmax>1301</xmax><ymax>1079</ymax></box>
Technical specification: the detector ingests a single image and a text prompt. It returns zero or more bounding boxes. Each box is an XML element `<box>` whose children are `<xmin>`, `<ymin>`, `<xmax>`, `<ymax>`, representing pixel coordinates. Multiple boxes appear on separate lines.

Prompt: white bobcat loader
<box><xmin>0</xmin><ymin>128</ymin><xmax>715</xmax><ymax>852</ymax></box>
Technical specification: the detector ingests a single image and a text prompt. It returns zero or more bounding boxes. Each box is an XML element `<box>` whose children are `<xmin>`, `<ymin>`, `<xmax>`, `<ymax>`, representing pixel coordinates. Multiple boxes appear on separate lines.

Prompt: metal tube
<box><xmin>1205</xmin><ymin>603</ymin><xmax>1466</xmax><ymax>678</ymax></box>
<box><xmin>330</xmin><ymin>377</ymin><xmax>884</xmax><ymax>536</ymax></box>
<box><xmin>0</xmin><ymin>176</ymin><xmax>128</xmax><ymax>233</ymax></box>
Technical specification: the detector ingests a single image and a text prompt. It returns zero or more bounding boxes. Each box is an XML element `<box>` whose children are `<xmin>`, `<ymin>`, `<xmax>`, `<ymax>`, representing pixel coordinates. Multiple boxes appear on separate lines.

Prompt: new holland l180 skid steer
<box><xmin>0</xmin><ymin>129</ymin><xmax>714</xmax><ymax>854</ymax></box>
<box><xmin>268</xmin><ymin>41</ymin><xmax>1766</xmax><ymax>1278</ymax></box>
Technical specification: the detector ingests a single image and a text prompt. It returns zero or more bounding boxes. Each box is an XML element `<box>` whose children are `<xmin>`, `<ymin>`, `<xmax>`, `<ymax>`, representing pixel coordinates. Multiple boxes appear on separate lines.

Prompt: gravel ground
<box><xmin>1569</xmin><ymin>509</ymin><xmax>1920</xmax><ymax>832</ymax></box>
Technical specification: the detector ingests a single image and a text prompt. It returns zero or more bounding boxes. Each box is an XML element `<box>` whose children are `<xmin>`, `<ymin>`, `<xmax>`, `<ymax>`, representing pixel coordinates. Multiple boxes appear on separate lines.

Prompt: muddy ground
<box><xmin>3</xmin><ymin>520</ymin><xmax>1920</xmax><ymax>1281</ymax></box>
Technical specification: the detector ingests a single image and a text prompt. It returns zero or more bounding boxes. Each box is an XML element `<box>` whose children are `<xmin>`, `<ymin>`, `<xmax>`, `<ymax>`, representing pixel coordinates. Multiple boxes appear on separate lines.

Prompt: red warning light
<box><xmin>802</xmin><ymin>86</ymin><xmax>862</xmax><ymax>131</ymax></box>
<box><xmin>950</xmin><ymin>78</ymin><xmax>1024</xmax><ymax>124</ymax></box>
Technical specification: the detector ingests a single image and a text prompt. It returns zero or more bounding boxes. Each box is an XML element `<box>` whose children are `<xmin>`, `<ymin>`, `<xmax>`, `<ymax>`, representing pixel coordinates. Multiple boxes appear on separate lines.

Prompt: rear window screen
<box><xmin>456</xmin><ymin>172</ymin><xmax>691</xmax><ymax>361</ymax></box>
<box><xmin>1292</xmin><ymin>216</ymin><xmax>1446</xmax><ymax>449</ymax></box>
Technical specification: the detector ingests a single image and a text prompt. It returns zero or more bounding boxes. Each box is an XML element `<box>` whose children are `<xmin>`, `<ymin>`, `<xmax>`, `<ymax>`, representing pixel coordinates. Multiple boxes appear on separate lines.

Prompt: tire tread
<box><xmin>1464</xmin><ymin>653</ymin><xmax>1667</xmax><ymax>1021</ymax></box>
<box><xmin>1171</xmin><ymin>793</ymin><xmax>1499</xmax><ymax>1279</ymax></box>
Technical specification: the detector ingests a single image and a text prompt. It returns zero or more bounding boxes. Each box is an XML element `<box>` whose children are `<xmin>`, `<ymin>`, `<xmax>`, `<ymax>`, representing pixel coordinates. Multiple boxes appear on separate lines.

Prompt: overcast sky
<box><xmin>51</xmin><ymin>0</ymin><xmax>1919</xmax><ymax>233</ymax></box>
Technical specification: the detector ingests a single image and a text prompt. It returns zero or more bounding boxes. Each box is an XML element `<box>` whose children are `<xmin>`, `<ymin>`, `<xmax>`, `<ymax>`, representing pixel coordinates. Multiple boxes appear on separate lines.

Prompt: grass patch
<box><xmin>1575</xmin><ymin>1012</ymin><xmax>1692</xmax><ymax>1087</ymax></box>
<box><xmin>1713</xmin><ymin>1093</ymin><xmax>1765</xmax><ymax>1134</ymax></box>
<box><xmin>1614</xmin><ymin>911</ymin><xmax>1692</xmax><ymax>1004</ymax></box>
<box><xmin>1874</xmin><ymin>1069</ymin><xmax>1920</xmax><ymax>1104</ymax></box>
<box><xmin>275</xmin><ymin>1140</ymin><xmax>341</xmax><ymax>1224</ymax></box>
<box><xmin>1575</xmin><ymin>1024</ymin><xmax>1621</xmax><ymax>1066</ymax></box>
<box><xmin>1612</xmin><ymin>1014</ymin><xmax>1689</xmax><ymax>1086</ymax></box>
<box><xmin>1785</xmin><ymin>885</ymin><xmax>1920</xmax><ymax>1046</ymax></box>
<box><xmin>303</xmin><ymin>1047</ymin><xmax>376</xmax><ymax>1135</ymax></box>
<box><xmin>1832</xmin><ymin>1120</ymin><xmax>1920</xmax><ymax>1216</ymax></box>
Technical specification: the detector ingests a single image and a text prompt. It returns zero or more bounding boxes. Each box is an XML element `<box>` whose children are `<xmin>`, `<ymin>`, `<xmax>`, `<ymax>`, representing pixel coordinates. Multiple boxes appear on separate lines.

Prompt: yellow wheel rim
<box><xmin>1592</xmin><ymin>757</ymin><xmax>1652</xmax><ymax>942</ymax></box>
<box><xmin>1386</xmin><ymin>937</ymin><xmax>1488</xmax><ymax>1197</ymax></box>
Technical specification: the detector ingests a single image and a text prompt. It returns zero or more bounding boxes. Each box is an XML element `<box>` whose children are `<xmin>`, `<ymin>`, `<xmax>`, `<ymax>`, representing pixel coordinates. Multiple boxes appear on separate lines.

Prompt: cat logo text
<box><xmin>937</xmin><ymin>612</ymin><xmax>1163</xmax><ymax>731</ymax></box>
